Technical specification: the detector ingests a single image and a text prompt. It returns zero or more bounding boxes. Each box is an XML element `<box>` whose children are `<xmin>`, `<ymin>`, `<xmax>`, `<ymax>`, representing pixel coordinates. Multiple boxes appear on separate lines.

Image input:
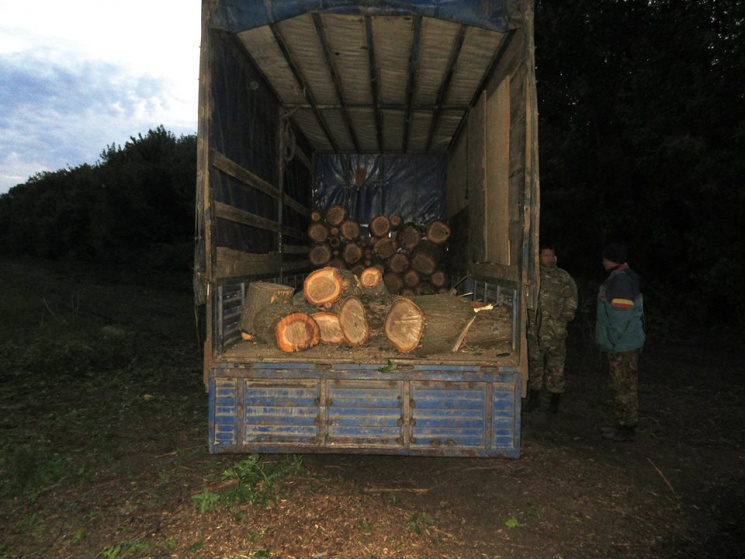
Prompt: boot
<box><xmin>602</xmin><ymin>425</ymin><xmax>636</xmax><ymax>442</ymax></box>
<box><xmin>548</xmin><ymin>392</ymin><xmax>561</xmax><ymax>414</ymax></box>
<box><xmin>525</xmin><ymin>389</ymin><xmax>541</xmax><ymax>412</ymax></box>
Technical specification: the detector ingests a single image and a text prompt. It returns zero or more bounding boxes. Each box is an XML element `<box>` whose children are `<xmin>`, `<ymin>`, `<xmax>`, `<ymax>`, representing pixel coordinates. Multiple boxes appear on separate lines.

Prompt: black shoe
<box><xmin>548</xmin><ymin>392</ymin><xmax>561</xmax><ymax>414</ymax></box>
<box><xmin>525</xmin><ymin>390</ymin><xmax>541</xmax><ymax>412</ymax></box>
<box><xmin>602</xmin><ymin>425</ymin><xmax>636</xmax><ymax>442</ymax></box>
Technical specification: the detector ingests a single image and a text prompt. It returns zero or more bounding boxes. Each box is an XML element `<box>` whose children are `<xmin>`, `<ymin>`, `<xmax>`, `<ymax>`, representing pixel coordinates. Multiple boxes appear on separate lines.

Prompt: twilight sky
<box><xmin>0</xmin><ymin>0</ymin><xmax>201</xmax><ymax>193</ymax></box>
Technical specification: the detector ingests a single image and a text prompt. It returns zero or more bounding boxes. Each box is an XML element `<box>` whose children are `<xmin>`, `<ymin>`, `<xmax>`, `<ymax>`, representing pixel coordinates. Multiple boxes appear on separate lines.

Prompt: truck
<box><xmin>194</xmin><ymin>0</ymin><xmax>540</xmax><ymax>458</ymax></box>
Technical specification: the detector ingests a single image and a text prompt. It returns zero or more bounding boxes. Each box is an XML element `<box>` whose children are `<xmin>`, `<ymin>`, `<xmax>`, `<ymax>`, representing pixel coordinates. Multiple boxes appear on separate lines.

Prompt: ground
<box><xmin>0</xmin><ymin>259</ymin><xmax>743</xmax><ymax>558</ymax></box>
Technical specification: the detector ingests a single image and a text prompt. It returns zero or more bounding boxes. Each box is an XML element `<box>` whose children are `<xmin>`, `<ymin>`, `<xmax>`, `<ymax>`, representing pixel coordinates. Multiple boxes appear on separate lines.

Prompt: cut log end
<box><xmin>384</xmin><ymin>297</ymin><xmax>424</xmax><ymax>353</ymax></box>
<box><xmin>311</xmin><ymin>312</ymin><xmax>346</xmax><ymax>344</ymax></box>
<box><xmin>338</xmin><ymin>296</ymin><xmax>370</xmax><ymax>347</ymax></box>
<box><xmin>275</xmin><ymin>313</ymin><xmax>321</xmax><ymax>352</ymax></box>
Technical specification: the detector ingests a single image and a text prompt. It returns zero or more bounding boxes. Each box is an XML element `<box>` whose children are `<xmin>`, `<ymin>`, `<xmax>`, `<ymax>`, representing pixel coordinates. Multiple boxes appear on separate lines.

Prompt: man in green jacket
<box><xmin>596</xmin><ymin>243</ymin><xmax>645</xmax><ymax>441</ymax></box>
<box><xmin>526</xmin><ymin>242</ymin><xmax>578</xmax><ymax>413</ymax></box>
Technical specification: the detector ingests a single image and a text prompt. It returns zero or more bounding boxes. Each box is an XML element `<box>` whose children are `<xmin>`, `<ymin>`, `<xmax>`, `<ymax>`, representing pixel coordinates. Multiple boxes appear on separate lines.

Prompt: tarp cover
<box><xmin>314</xmin><ymin>153</ymin><xmax>447</xmax><ymax>225</ymax></box>
<box><xmin>213</xmin><ymin>0</ymin><xmax>525</xmax><ymax>33</ymax></box>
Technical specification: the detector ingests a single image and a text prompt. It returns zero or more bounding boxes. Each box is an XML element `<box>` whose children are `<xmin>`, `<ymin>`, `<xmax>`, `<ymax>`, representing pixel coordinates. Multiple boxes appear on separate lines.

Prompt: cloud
<box><xmin>0</xmin><ymin>48</ymin><xmax>196</xmax><ymax>193</ymax></box>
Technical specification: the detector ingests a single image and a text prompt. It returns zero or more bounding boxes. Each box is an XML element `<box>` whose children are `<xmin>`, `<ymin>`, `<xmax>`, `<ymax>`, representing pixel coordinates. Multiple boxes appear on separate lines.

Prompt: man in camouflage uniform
<box><xmin>596</xmin><ymin>243</ymin><xmax>645</xmax><ymax>442</ymax></box>
<box><xmin>526</xmin><ymin>242</ymin><xmax>578</xmax><ymax>413</ymax></box>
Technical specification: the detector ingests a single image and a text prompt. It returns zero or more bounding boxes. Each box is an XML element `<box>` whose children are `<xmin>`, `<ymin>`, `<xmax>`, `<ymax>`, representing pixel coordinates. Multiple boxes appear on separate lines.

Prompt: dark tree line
<box><xmin>1</xmin><ymin>0</ymin><xmax>743</xmax><ymax>328</ymax></box>
<box><xmin>0</xmin><ymin>127</ymin><xmax>196</xmax><ymax>271</ymax></box>
<box><xmin>535</xmin><ymin>0</ymin><xmax>745</xmax><ymax>327</ymax></box>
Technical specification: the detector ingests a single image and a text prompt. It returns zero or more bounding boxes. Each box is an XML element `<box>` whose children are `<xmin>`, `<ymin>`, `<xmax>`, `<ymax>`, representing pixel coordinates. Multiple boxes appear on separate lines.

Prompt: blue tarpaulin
<box><xmin>212</xmin><ymin>0</ymin><xmax>524</xmax><ymax>33</ymax></box>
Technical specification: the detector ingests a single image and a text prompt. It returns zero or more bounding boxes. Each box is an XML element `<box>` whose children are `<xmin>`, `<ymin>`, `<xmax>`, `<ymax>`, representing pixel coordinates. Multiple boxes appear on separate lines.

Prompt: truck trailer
<box><xmin>194</xmin><ymin>0</ymin><xmax>540</xmax><ymax>458</ymax></box>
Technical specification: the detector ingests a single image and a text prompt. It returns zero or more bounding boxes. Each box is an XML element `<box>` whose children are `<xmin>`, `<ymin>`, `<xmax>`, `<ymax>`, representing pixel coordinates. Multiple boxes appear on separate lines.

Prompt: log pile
<box><xmin>239</xmin><ymin>269</ymin><xmax>511</xmax><ymax>354</ymax></box>
<box><xmin>307</xmin><ymin>205</ymin><xmax>452</xmax><ymax>295</ymax></box>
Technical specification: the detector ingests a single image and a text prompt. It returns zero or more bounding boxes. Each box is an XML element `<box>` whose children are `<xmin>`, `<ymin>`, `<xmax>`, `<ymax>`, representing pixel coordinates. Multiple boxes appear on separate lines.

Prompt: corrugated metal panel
<box><xmin>243</xmin><ymin>380</ymin><xmax>321</xmax><ymax>444</ymax></box>
<box><xmin>326</xmin><ymin>380</ymin><xmax>404</xmax><ymax>447</ymax></box>
<box><xmin>410</xmin><ymin>382</ymin><xmax>486</xmax><ymax>448</ymax></box>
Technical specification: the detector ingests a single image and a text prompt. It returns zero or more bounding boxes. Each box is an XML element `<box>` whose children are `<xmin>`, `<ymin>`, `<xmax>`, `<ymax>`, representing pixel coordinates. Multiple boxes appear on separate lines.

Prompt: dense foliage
<box><xmin>535</xmin><ymin>0</ymin><xmax>745</xmax><ymax>326</ymax></box>
<box><xmin>0</xmin><ymin>127</ymin><xmax>196</xmax><ymax>271</ymax></box>
<box><xmin>1</xmin><ymin>1</ymin><xmax>743</xmax><ymax>327</ymax></box>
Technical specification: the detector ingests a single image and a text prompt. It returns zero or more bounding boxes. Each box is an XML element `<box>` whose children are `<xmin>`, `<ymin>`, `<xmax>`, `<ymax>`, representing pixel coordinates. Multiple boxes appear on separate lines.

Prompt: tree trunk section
<box><xmin>389</xmin><ymin>214</ymin><xmax>403</xmax><ymax>230</ymax></box>
<box><xmin>253</xmin><ymin>303</ymin><xmax>320</xmax><ymax>352</ymax></box>
<box><xmin>311</xmin><ymin>311</ymin><xmax>346</xmax><ymax>344</ymax></box>
<box><xmin>309</xmin><ymin>244</ymin><xmax>332</xmax><ymax>266</ymax></box>
<box><xmin>369</xmin><ymin>214</ymin><xmax>391</xmax><ymax>237</ymax></box>
<box><xmin>303</xmin><ymin>267</ymin><xmax>360</xmax><ymax>307</ymax></box>
<box><xmin>340</xmin><ymin>218</ymin><xmax>360</xmax><ymax>240</ymax></box>
<box><xmin>387</xmin><ymin>252</ymin><xmax>410</xmax><ymax>274</ymax></box>
<box><xmin>239</xmin><ymin>282</ymin><xmax>294</xmax><ymax>335</ymax></box>
<box><xmin>426</xmin><ymin>219</ymin><xmax>451</xmax><ymax>245</ymax></box>
<box><xmin>343</xmin><ymin>241</ymin><xmax>364</xmax><ymax>265</ymax></box>
<box><xmin>397</xmin><ymin>223</ymin><xmax>422</xmax><ymax>251</ymax></box>
<box><xmin>411</xmin><ymin>240</ymin><xmax>442</xmax><ymax>275</ymax></box>
<box><xmin>308</xmin><ymin>222</ymin><xmax>329</xmax><ymax>243</ymax></box>
<box><xmin>325</xmin><ymin>204</ymin><xmax>347</xmax><ymax>226</ymax></box>
<box><xmin>337</xmin><ymin>296</ymin><xmax>370</xmax><ymax>347</ymax></box>
<box><xmin>373</xmin><ymin>237</ymin><xmax>398</xmax><ymax>259</ymax></box>
<box><xmin>383</xmin><ymin>272</ymin><xmax>404</xmax><ymax>294</ymax></box>
<box><xmin>384</xmin><ymin>294</ymin><xmax>476</xmax><ymax>353</ymax></box>
<box><xmin>430</xmin><ymin>269</ymin><xmax>447</xmax><ymax>288</ymax></box>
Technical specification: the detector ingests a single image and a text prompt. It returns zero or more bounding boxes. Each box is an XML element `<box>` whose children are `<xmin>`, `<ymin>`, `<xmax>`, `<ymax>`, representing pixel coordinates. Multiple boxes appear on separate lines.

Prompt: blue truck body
<box><xmin>195</xmin><ymin>0</ymin><xmax>540</xmax><ymax>457</ymax></box>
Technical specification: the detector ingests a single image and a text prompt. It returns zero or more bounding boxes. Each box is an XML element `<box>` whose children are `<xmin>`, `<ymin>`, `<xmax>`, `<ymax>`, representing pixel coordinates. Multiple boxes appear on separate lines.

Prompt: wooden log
<box><xmin>311</xmin><ymin>311</ymin><xmax>346</xmax><ymax>344</ymax></box>
<box><xmin>303</xmin><ymin>266</ymin><xmax>360</xmax><ymax>307</ymax></box>
<box><xmin>328</xmin><ymin>236</ymin><xmax>341</xmax><ymax>249</ymax></box>
<box><xmin>253</xmin><ymin>303</ymin><xmax>320</xmax><ymax>352</ymax></box>
<box><xmin>411</xmin><ymin>239</ymin><xmax>443</xmax><ymax>275</ymax></box>
<box><xmin>340</xmin><ymin>218</ymin><xmax>360</xmax><ymax>241</ymax></box>
<box><xmin>369</xmin><ymin>214</ymin><xmax>391</xmax><ymax>237</ymax></box>
<box><xmin>327</xmin><ymin>257</ymin><xmax>347</xmax><ymax>269</ymax></box>
<box><xmin>414</xmin><ymin>282</ymin><xmax>436</xmax><ymax>295</ymax></box>
<box><xmin>239</xmin><ymin>282</ymin><xmax>294</xmax><ymax>335</ymax></box>
<box><xmin>373</xmin><ymin>237</ymin><xmax>398</xmax><ymax>259</ymax></box>
<box><xmin>430</xmin><ymin>269</ymin><xmax>447</xmax><ymax>288</ymax></box>
<box><xmin>359</xmin><ymin>266</ymin><xmax>383</xmax><ymax>288</ymax></box>
<box><xmin>396</xmin><ymin>223</ymin><xmax>421</xmax><ymax>251</ymax></box>
<box><xmin>308</xmin><ymin>222</ymin><xmax>329</xmax><ymax>243</ymax></box>
<box><xmin>309</xmin><ymin>244</ymin><xmax>332</xmax><ymax>267</ymax></box>
<box><xmin>383</xmin><ymin>272</ymin><xmax>404</xmax><ymax>294</ymax></box>
<box><xmin>403</xmin><ymin>268</ymin><xmax>420</xmax><ymax>287</ymax></box>
<box><xmin>387</xmin><ymin>252</ymin><xmax>410</xmax><ymax>274</ymax></box>
<box><xmin>462</xmin><ymin>304</ymin><xmax>512</xmax><ymax>348</ymax></box>
<box><xmin>337</xmin><ymin>296</ymin><xmax>370</xmax><ymax>347</ymax></box>
<box><xmin>425</xmin><ymin>219</ymin><xmax>451</xmax><ymax>245</ymax></box>
<box><xmin>400</xmin><ymin>288</ymin><xmax>416</xmax><ymax>297</ymax></box>
<box><xmin>384</xmin><ymin>294</ymin><xmax>477</xmax><ymax>353</ymax></box>
<box><xmin>310</xmin><ymin>209</ymin><xmax>324</xmax><ymax>222</ymax></box>
<box><xmin>342</xmin><ymin>241</ymin><xmax>364</xmax><ymax>265</ymax></box>
<box><xmin>389</xmin><ymin>214</ymin><xmax>403</xmax><ymax>230</ymax></box>
<box><xmin>325</xmin><ymin>204</ymin><xmax>347</xmax><ymax>226</ymax></box>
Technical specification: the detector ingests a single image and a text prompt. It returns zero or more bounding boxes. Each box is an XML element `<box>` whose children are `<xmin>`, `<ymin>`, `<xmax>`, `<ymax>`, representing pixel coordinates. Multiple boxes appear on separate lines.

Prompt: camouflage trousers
<box><xmin>528</xmin><ymin>336</ymin><xmax>566</xmax><ymax>393</ymax></box>
<box><xmin>607</xmin><ymin>349</ymin><xmax>642</xmax><ymax>427</ymax></box>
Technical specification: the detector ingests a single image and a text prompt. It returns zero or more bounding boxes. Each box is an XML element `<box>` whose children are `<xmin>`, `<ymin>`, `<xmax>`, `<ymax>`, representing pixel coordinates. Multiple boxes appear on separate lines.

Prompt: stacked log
<box><xmin>307</xmin><ymin>206</ymin><xmax>451</xmax><ymax>295</ymax></box>
<box><xmin>239</xmin><ymin>267</ymin><xmax>510</xmax><ymax>354</ymax></box>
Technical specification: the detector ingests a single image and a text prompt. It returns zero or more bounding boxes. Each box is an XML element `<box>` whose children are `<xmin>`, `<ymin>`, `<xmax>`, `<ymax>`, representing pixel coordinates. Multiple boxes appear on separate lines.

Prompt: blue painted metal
<box><xmin>208</xmin><ymin>364</ymin><xmax>521</xmax><ymax>457</ymax></box>
<box><xmin>211</xmin><ymin>0</ymin><xmax>524</xmax><ymax>34</ymax></box>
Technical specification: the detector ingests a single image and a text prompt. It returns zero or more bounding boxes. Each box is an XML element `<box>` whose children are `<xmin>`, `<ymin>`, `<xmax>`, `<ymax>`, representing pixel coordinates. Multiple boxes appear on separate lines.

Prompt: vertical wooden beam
<box><xmin>402</xmin><ymin>16</ymin><xmax>422</xmax><ymax>153</ymax></box>
<box><xmin>365</xmin><ymin>16</ymin><xmax>384</xmax><ymax>152</ymax></box>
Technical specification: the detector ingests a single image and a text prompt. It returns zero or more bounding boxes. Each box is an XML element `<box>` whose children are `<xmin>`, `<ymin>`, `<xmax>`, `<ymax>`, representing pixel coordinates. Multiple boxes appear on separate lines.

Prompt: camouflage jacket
<box><xmin>528</xmin><ymin>265</ymin><xmax>578</xmax><ymax>341</ymax></box>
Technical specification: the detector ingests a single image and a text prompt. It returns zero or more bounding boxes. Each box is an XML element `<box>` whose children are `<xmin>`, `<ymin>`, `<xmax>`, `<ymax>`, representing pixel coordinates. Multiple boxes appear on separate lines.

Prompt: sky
<box><xmin>0</xmin><ymin>0</ymin><xmax>201</xmax><ymax>194</ymax></box>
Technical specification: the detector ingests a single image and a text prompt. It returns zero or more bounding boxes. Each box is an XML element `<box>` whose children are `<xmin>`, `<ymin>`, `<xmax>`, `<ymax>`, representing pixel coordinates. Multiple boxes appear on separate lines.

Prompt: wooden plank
<box><xmin>283</xmin><ymin>244</ymin><xmax>310</xmax><ymax>255</ymax></box>
<box><xmin>211</xmin><ymin>149</ymin><xmax>310</xmax><ymax>217</ymax></box>
<box><xmin>214</xmin><ymin>201</ymin><xmax>281</xmax><ymax>233</ymax></box>
<box><xmin>467</xmin><ymin>91</ymin><xmax>486</xmax><ymax>264</ymax></box>
<box><xmin>469</xmin><ymin>262</ymin><xmax>519</xmax><ymax>283</ymax></box>
<box><xmin>485</xmin><ymin>75</ymin><xmax>511</xmax><ymax>266</ymax></box>
<box><xmin>214</xmin><ymin>247</ymin><xmax>282</xmax><ymax>279</ymax></box>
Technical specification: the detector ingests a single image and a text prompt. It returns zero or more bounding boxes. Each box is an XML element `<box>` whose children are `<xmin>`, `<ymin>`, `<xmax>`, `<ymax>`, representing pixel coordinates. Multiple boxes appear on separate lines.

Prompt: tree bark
<box><xmin>253</xmin><ymin>303</ymin><xmax>320</xmax><ymax>352</ymax></box>
<box><xmin>425</xmin><ymin>219</ymin><xmax>451</xmax><ymax>245</ymax></box>
<box><xmin>303</xmin><ymin>266</ymin><xmax>360</xmax><ymax>307</ymax></box>
<box><xmin>384</xmin><ymin>294</ymin><xmax>476</xmax><ymax>353</ymax></box>
<box><xmin>239</xmin><ymin>282</ymin><xmax>295</xmax><ymax>335</ymax></box>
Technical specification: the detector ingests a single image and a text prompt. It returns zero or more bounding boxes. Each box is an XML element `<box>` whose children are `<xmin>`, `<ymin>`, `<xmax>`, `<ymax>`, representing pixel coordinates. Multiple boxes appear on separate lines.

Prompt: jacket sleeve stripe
<box><xmin>611</xmin><ymin>298</ymin><xmax>634</xmax><ymax>309</ymax></box>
